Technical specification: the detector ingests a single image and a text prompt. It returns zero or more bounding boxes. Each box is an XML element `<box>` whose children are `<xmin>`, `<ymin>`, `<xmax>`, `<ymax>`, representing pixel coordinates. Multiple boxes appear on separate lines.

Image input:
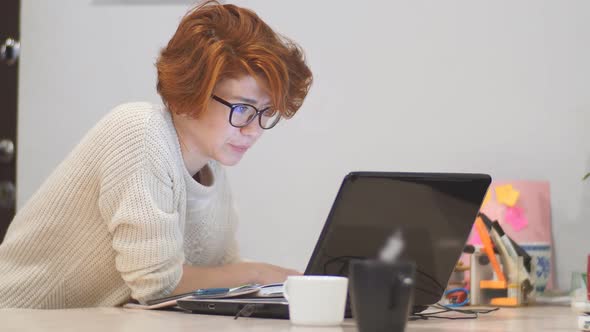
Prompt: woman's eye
<box><xmin>234</xmin><ymin>105</ymin><xmax>250</xmax><ymax>114</ymax></box>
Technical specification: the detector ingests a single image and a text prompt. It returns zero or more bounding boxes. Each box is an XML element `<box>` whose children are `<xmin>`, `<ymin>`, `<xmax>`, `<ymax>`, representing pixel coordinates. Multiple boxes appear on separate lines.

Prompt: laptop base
<box><xmin>177</xmin><ymin>298</ymin><xmax>289</xmax><ymax>319</ymax></box>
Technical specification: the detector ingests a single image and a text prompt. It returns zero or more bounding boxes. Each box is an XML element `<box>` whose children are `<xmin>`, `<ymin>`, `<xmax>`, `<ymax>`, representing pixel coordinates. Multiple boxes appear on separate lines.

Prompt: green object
<box><xmin>571</xmin><ymin>271</ymin><xmax>587</xmax><ymax>293</ymax></box>
<box><xmin>584</xmin><ymin>173</ymin><xmax>590</xmax><ymax>181</ymax></box>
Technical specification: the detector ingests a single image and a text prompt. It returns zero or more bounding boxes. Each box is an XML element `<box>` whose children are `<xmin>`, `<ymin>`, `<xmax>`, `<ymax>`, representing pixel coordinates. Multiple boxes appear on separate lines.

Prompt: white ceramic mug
<box><xmin>283</xmin><ymin>275</ymin><xmax>348</xmax><ymax>326</ymax></box>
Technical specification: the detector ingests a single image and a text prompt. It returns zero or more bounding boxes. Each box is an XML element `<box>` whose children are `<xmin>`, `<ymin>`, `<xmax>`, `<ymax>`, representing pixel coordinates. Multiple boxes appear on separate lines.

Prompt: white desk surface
<box><xmin>0</xmin><ymin>305</ymin><xmax>580</xmax><ymax>331</ymax></box>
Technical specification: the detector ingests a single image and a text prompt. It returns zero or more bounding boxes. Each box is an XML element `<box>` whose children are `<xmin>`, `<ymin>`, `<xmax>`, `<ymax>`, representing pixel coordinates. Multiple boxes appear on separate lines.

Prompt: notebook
<box><xmin>124</xmin><ymin>283</ymin><xmax>284</xmax><ymax>310</ymax></box>
<box><xmin>178</xmin><ymin>172</ymin><xmax>490</xmax><ymax>318</ymax></box>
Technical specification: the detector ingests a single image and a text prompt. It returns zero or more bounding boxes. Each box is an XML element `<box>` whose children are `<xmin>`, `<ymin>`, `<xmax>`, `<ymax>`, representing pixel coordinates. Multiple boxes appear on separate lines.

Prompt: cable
<box><xmin>234</xmin><ymin>304</ymin><xmax>257</xmax><ymax>320</ymax></box>
<box><xmin>443</xmin><ymin>287</ymin><xmax>469</xmax><ymax>307</ymax></box>
<box><xmin>322</xmin><ymin>255</ymin><xmax>451</xmax><ymax>309</ymax></box>
<box><xmin>415</xmin><ymin>268</ymin><xmax>445</xmax><ymax>293</ymax></box>
<box><xmin>321</xmin><ymin>256</ymin><xmax>495</xmax><ymax>315</ymax></box>
<box><xmin>322</xmin><ymin>256</ymin><xmax>446</xmax><ymax>295</ymax></box>
<box><xmin>432</xmin><ymin>303</ymin><xmax>500</xmax><ymax>314</ymax></box>
<box><xmin>410</xmin><ymin>303</ymin><xmax>499</xmax><ymax>321</ymax></box>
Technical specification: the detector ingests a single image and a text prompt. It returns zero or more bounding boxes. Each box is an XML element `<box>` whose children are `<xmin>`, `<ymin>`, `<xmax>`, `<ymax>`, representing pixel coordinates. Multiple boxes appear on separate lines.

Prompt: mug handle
<box><xmin>283</xmin><ymin>279</ymin><xmax>290</xmax><ymax>301</ymax></box>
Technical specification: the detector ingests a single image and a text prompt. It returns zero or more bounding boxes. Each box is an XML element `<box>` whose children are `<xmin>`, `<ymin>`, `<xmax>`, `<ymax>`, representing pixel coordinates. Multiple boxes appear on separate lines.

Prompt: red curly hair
<box><xmin>156</xmin><ymin>1</ymin><xmax>313</xmax><ymax>119</ymax></box>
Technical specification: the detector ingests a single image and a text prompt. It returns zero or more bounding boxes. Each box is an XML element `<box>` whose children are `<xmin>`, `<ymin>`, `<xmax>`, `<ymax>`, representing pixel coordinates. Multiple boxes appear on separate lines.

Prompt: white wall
<box><xmin>18</xmin><ymin>0</ymin><xmax>590</xmax><ymax>290</ymax></box>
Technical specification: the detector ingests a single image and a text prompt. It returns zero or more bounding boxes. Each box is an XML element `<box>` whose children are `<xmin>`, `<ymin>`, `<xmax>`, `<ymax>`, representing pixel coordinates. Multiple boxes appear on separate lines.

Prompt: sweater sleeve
<box><xmin>98</xmin><ymin>165</ymin><xmax>184</xmax><ymax>304</ymax></box>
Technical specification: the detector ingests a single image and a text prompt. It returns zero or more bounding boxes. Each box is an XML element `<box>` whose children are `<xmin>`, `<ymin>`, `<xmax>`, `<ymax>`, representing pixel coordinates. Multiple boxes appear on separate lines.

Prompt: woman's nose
<box><xmin>240</xmin><ymin>118</ymin><xmax>264</xmax><ymax>138</ymax></box>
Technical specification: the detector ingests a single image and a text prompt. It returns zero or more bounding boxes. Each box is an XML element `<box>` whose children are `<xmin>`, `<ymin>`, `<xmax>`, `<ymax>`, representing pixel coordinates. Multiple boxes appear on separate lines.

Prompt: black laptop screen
<box><xmin>304</xmin><ymin>172</ymin><xmax>491</xmax><ymax>308</ymax></box>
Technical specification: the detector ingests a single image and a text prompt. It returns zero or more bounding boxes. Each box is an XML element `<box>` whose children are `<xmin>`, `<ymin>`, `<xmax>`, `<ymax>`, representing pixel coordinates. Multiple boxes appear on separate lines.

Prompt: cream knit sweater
<box><xmin>0</xmin><ymin>102</ymin><xmax>239</xmax><ymax>308</ymax></box>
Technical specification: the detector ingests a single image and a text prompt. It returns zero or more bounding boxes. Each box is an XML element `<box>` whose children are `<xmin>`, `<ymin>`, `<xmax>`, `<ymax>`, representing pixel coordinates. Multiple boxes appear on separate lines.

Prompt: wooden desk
<box><xmin>0</xmin><ymin>306</ymin><xmax>579</xmax><ymax>331</ymax></box>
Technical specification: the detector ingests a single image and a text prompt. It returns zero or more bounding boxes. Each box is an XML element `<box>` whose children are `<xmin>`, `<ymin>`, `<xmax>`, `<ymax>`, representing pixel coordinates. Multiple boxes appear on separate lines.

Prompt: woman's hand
<box><xmin>230</xmin><ymin>262</ymin><xmax>301</xmax><ymax>285</ymax></box>
<box><xmin>172</xmin><ymin>261</ymin><xmax>301</xmax><ymax>296</ymax></box>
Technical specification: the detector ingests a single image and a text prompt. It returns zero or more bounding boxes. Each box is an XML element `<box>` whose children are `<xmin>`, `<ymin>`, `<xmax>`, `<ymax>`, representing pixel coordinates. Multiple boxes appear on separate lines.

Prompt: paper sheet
<box><xmin>504</xmin><ymin>206</ymin><xmax>528</xmax><ymax>232</ymax></box>
<box><xmin>495</xmin><ymin>184</ymin><xmax>520</xmax><ymax>207</ymax></box>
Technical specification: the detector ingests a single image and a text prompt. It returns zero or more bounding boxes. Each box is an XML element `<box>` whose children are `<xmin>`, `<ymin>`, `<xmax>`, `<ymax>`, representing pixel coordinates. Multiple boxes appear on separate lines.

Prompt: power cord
<box><xmin>322</xmin><ymin>255</ymin><xmax>500</xmax><ymax>321</ymax></box>
<box><xmin>443</xmin><ymin>287</ymin><xmax>470</xmax><ymax>307</ymax></box>
<box><xmin>322</xmin><ymin>255</ymin><xmax>446</xmax><ymax>299</ymax></box>
<box><xmin>234</xmin><ymin>304</ymin><xmax>257</xmax><ymax>320</ymax></box>
<box><xmin>410</xmin><ymin>303</ymin><xmax>499</xmax><ymax>321</ymax></box>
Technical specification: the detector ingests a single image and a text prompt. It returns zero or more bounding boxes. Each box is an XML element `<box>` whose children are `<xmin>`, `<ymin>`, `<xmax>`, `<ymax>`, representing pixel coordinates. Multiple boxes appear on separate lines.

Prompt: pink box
<box><xmin>467</xmin><ymin>180</ymin><xmax>554</xmax><ymax>290</ymax></box>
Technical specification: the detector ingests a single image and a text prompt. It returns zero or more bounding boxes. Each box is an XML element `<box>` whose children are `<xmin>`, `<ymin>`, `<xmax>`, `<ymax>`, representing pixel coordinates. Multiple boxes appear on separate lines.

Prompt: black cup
<box><xmin>349</xmin><ymin>260</ymin><xmax>416</xmax><ymax>332</ymax></box>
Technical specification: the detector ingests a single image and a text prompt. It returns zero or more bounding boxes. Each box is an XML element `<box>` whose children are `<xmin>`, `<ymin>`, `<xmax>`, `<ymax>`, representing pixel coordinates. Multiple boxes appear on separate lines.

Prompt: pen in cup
<box><xmin>479</xmin><ymin>212</ymin><xmax>532</xmax><ymax>273</ymax></box>
<box><xmin>475</xmin><ymin>217</ymin><xmax>506</xmax><ymax>283</ymax></box>
<box><xmin>491</xmin><ymin>222</ymin><xmax>519</xmax><ymax>259</ymax></box>
<box><xmin>490</xmin><ymin>221</ymin><xmax>532</xmax><ymax>294</ymax></box>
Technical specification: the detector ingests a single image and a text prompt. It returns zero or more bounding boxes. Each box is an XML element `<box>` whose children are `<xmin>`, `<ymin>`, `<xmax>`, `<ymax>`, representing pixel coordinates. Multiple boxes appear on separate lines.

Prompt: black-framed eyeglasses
<box><xmin>212</xmin><ymin>95</ymin><xmax>281</xmax><ymax>130</ymax></box>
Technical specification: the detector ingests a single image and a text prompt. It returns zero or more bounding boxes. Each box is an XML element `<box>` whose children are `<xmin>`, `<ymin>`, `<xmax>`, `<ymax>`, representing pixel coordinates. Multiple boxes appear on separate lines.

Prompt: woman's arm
<box><xmin>170</xmin><ymin>262</ymin><xmax>300</xmax><ymax>295</ymax></box>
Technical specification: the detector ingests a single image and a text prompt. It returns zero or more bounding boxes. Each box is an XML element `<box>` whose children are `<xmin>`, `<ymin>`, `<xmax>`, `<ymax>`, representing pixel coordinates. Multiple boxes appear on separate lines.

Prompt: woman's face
<box><xmin>177</xmin><ymin>75</ymin><xmax>270</xmax><ymax>167</ymax></box>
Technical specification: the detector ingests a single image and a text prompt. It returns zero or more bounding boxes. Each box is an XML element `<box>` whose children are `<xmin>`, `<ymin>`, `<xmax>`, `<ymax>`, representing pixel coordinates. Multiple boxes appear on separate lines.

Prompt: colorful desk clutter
<box><xmin>454</xmin><ymin>180</ymin><xmax>555</xmax><ymax>307</ymax></box>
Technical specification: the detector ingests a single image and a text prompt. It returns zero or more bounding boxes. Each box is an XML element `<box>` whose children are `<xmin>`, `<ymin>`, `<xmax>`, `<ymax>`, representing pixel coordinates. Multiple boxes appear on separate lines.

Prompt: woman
<box><xmin>0</xmin><ymin>1</ymin><xmax>312</xmax><ymax>308</ymax></box>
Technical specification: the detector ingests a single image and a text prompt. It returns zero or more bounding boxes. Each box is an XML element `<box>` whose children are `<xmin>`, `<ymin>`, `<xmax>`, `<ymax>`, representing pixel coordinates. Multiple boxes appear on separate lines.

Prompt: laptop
<box><xmin>178</xmin><ymin>172</ymin><xmax>491</xmax><ymax>318</ymax></box>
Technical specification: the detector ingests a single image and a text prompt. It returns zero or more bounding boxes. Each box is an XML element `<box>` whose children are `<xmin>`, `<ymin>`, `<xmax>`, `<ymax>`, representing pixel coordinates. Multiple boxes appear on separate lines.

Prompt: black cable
<box><xmin>432</xmin><ymin>303</ymin><xmax>500</xmax><ymax>315</ymax></box>
<box><xmin>414</xmin><ymin>286</ymin><xmax>445</xmax><ymax>299</ymax></box>
<box><xmin>415</xmin><ymin>268</ymin><xmax>445</xmax><ymax>293</ymax></box>
<box><xmin>322</xmin><ymin>255</ymin><xmax>450</xmax><ymax>308</ymax></box>
<box><xmin>234</xmin><ymin>304</ymin><xmax>256</xmax><ymax>320</ymax></box>
<box><xmin>322</xmin><ymin>255</ymin><xmax>364</xmax><ymax>275</ymax></box>
<box><xmin>409</xmin><ymin>303</ymin><xmax>499</xmax><ymax>321</ymax></box>
<box><xmin>411</xmin><ymin>314</ymin><xmax>478</xmax><ymax>320</ymax></box>
<box><xmin>321</xmin><ymin>255</ymin><xmax>500</xmax><ymax>318</ymax></box>
<box><xmin>322</xmin><ymin>256</ymin><xmax>446</xmax><ymax>294</ymax></box>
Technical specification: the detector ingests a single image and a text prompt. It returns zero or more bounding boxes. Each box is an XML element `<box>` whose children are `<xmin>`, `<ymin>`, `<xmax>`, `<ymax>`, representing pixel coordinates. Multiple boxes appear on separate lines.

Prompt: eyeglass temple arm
<box><xmin>212</xmin><ymin>95</ymin><xmax>233</xmax><ymax>108</ymax></box>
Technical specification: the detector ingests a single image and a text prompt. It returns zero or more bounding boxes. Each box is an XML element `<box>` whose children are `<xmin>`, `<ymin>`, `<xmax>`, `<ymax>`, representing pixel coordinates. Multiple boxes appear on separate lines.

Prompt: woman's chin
<box><xmin>215</xmin><ymin>155</ymin><xmax>243</xmax><ymax>167</ymax></box>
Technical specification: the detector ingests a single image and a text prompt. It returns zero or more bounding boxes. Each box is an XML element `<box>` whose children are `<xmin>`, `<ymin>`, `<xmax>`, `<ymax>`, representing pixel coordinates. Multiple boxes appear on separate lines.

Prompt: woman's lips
<box><xmin>229</xmin><ymin>144</ymin><xmax>250</xmax><ymax>153</ymax></box>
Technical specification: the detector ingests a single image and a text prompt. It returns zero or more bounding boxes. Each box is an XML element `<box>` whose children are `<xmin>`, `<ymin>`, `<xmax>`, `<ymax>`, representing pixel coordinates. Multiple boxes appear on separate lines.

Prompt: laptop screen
<box><xmin>304</xmin><ymin>172</ymin><xmax>491</xmax><ymax>308</ymax></box>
